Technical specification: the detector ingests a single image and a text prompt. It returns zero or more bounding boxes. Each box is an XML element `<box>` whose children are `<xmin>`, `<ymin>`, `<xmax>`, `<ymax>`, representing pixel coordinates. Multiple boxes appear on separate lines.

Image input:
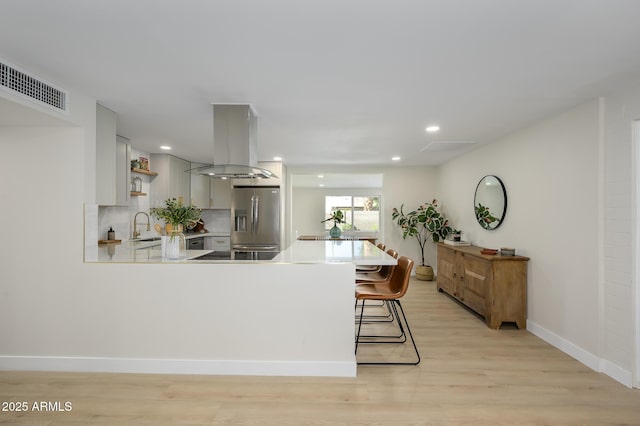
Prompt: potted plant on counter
<box><xmin>150</xmin><ymin>198</ymin><xmax>203</xmax><ymax>259</ymax></box>
<box><xmin>322</xmin><ymin>209</ymin><xmax>345</xmax><ymax>238</ymax></box>
<box><xmin>392</xmin><ymin>199</ymin><xmax>453</xmax><ymax>281</ymax></box>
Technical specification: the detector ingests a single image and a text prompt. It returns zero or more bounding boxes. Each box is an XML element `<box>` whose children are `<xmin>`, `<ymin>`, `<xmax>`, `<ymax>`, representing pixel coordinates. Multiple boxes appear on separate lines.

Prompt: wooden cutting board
<box><xmin>98</xmin><ymin>239</ymin><xmax>122</xmax><ymax>245</ymax></box>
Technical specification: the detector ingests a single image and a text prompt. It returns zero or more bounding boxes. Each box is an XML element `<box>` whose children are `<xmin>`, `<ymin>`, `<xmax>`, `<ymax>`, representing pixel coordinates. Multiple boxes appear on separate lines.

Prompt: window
<box><xmin>325</xmin><ymin>195</ymin><xmax>380</xmax><ymax>232</ymax></box>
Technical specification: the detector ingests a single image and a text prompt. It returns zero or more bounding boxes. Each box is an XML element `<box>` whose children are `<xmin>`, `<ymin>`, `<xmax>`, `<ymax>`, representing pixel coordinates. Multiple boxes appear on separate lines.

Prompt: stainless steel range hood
<box><xmin>189</xmin><ymin>104</ymin><xmax>274</xmax><ymax>179</ymax></box>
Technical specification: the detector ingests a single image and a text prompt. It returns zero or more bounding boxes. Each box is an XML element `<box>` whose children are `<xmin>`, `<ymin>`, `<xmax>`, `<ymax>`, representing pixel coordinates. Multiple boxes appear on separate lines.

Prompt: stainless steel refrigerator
<box><xmin>231</xmin><ymin>186</ymin><xmax>280</xmax><ymax>260</ymax></box>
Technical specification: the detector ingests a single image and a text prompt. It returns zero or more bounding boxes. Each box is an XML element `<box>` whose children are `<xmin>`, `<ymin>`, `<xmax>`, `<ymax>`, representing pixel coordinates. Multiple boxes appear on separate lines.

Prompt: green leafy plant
<box><xmin>150</xmin><ymin>198</ymin><xmax>203</xmax><ymax>228</ymax></box>
<box><xmin>392</xmin><ymin>199</ymin><xmax>453</xmax><ymax>266</ymax></box>
<box><xmin>475</xmin><ymin>203</ymin><xmax>499</xmax><ymax>229</ymax></box>
<box><xmin>321</xmin><ymin>209</ymin><xmax>345</xmax><ymax>227</ymax></box>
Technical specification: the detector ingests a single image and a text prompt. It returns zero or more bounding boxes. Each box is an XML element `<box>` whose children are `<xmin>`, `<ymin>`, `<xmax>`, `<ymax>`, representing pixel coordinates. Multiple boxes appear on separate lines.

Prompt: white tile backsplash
<box><xmin>99</xmin><ymin>206</ymin><xmax>130</xmax><ymax>241</ymax></box>
<box><xmin>201</xmin><ymin>209</ymin><xmax>231</xmax><ymax>234</ymax></box>
<box><xmin>98</xmin><ymin>206</ymin><xmax>232</xmax><ymax>241</ymax></box>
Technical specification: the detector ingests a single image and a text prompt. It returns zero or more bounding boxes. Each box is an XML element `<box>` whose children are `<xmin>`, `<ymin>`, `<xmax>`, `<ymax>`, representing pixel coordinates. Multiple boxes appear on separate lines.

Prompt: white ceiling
<box><xmin>292</xmin><ymin>173</ymin><xmax>383</xmax><ymax>189</ymax></box>
<box><xmin>2</xmin><ymin>0</ymin><xmax>640</xmax><ymax>169</ymax></box>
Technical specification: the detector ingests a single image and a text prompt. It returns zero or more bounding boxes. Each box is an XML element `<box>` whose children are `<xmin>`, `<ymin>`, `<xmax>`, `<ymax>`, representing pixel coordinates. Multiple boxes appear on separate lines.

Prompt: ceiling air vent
<box><xmin>0</xmin><ymin>60</ymin><xmax>68</xmax><ymax>112</ymax></box>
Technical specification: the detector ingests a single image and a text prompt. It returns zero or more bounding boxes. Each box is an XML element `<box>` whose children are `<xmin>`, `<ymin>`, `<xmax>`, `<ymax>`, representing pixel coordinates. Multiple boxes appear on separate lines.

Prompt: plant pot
<box><xmin>329</xmin><ymin>224</ymin><xmax>341</xmax><ymax>238</ymax></box>
<box><xmin>415</xmin><ymin>265</ymin><xmax>434</xmax><ymax>281</ymax></box>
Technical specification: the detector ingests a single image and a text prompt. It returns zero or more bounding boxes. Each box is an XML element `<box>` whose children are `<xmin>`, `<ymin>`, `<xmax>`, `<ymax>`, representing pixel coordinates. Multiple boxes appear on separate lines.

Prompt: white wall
<box><xmin>383</xmin><ymin>167</ymin><xmax>439</xmax><ymax>266</ymax></box>
<box><xmin>601</xmin><ymin>82</ymin><xmax>640</xmax><ymax>387</ymax></box>
<box><xmin>438</xmin><ymin>100</ymin><xmax>600</xmax><ymax>353</ymax></box>
<box><xmin>437</xmin><ymin>98</ymin><xmax>637</xmax><ymax>387</ymax></box>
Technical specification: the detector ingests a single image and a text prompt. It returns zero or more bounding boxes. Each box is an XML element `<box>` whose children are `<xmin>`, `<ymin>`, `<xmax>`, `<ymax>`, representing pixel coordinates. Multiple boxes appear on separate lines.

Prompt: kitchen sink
<box><xmin>132</xmin><ymin>237</ymin><xmax>161</xmax><ymax>242</ymax></box>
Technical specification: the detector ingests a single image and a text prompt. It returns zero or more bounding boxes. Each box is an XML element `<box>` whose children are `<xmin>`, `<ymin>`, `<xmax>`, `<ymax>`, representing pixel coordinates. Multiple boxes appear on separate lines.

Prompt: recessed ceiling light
<box><xmin>317</xmin><ymin>174</ymin><xmax>324</xmax><ymax>178</ymax></box>
<box><xmin>319</xmin><ymin>184</ymin><xmax>325</xmax><ymax>187</ymax></box>
<box><xmin>425</xmin><ymin>125</ymin><xmax>440</xmax><ymax>133</ymax></box>
<box><xmin>273</xmin><ymin>156</ymin><xmax>282</xmax><ymax>161</ymax></box>
<box><xmin>392</xmin><ymin>156</ymin><xmax>401</xmax><ymax>161</ymax></box>
<box><xmin>160</xmin><ymin>145</ymin><xmax>172</xmax><ymax>150</ymax></box>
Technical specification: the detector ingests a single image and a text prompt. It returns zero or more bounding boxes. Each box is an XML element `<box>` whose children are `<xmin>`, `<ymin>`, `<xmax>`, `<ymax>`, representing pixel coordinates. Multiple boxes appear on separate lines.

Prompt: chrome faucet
<box><xmin>133</xmin><ymin>211</ymin><xmax>150</xmax><ymax>239</ymax></box>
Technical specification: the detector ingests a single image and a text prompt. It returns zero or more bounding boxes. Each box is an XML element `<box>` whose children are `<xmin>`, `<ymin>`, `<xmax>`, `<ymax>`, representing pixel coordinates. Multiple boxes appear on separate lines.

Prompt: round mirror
<box><xmin>474</xmin><ymin>175</ymin><xmax>507</xmax><ymax>230</ymax></box>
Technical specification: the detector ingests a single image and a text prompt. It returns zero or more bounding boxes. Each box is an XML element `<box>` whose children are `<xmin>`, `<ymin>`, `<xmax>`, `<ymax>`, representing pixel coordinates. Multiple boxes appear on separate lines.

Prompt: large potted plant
<box><xmin>392</xmin><ymin>199</ymin><xmax>453</xmax><ymax>280</ymax></box>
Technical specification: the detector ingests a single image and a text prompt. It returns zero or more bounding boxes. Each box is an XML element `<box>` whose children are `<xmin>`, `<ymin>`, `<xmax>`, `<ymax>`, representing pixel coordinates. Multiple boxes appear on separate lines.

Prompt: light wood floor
<box><xmin>1</xmin><ymin>279</ymin><xmax>639</xmax><ymax>425</ymax></box>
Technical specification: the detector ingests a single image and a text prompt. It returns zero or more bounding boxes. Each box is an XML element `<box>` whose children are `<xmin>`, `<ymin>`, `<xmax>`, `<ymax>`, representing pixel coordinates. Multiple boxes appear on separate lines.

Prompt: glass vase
<box><xmin>165</xmin><ymin>225</ymin><xmax>186</xmax><ymax>259</ymax></box>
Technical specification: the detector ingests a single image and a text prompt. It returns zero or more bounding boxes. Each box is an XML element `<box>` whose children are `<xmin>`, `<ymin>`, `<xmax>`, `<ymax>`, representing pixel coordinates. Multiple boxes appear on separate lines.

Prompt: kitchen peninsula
<box><xmin>92</xmin><ymin>238</ymin><xmax>395</xmax><ymax>265</ymax></box>
<box><xmin>77</xmin><ymin>239</ymin><xmax>396</xmax><ymax>378</ymax></box>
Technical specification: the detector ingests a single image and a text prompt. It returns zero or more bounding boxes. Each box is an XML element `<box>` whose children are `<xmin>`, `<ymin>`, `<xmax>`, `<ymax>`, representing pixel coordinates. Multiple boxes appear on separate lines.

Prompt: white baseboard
<box><xmin>600</xmin><ymin>359</ymin><xmax>634</xmax><ymax>388</ymax></box>
<box><xmin>527</xmin><ymin>320</ymin><xmax>633</xmax><ymax>388</ymax></box>
<box><xmin>0</xmin><ymin>356</ymin><xmax>357</xmax><ymax>378</ymax></box>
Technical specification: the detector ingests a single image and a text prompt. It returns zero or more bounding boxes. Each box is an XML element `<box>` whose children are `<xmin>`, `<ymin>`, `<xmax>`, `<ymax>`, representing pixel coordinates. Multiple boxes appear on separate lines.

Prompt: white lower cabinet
<box><xmin>205</xmin><ymin>236</ymin><xmax>230</xmax><ymax>251</ymax></box>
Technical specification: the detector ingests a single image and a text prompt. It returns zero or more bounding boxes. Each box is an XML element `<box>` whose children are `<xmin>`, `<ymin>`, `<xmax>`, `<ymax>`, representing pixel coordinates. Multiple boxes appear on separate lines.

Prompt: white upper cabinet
<box><xmin>95</xmin><ymin>104</ymin><xmax>116</xmax><ymax>205</ymax></box>
<box><xmin>115</xmin><ymin>136</ymin><xmax>131</xmax><ymax>206</ymax></box>
<box><xmin>190</xmin><ymin>162</ymin><xmax>211</xmax><ymax>208</ymax></box>
<box><xmin>96</xmin><ymin>104</ymin><xmax>129</xmax><ymax>206</ymax></box>
<box><xmin>211</xmin><ymin>178</ymin><xmax>232</xmax><ymax>209</ymax></box>
<box><xmin>150</xmin><ymin>153</ymin><xmax>191</xmax><ymax>207</ymax></box>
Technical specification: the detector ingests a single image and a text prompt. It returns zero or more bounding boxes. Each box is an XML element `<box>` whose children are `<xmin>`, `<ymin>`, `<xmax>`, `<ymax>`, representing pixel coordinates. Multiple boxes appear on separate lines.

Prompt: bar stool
<box><xmin>355</xmin><ymin>256</ymin><xmax>419</xmax><ymax>365</ymax></box>
<box><xmin>355</xmin><ymin>248</ymin><xmax>398</xmax><ymax>322</ymax></box>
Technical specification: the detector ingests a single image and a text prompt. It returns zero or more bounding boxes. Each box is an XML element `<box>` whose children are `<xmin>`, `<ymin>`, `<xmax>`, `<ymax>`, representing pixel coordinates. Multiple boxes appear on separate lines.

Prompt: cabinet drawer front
<box><xmin>205</xmin><ymin>236</ymin><xmax>231</xmax><ymax>250</ymax></box>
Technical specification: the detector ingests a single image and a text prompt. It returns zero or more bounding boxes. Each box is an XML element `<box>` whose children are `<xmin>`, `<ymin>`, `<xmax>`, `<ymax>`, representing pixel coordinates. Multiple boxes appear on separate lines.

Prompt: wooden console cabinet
<box><xmin>436</xmin><ymin>243</ymin><xmax>529</xmax><ymax>329</ymax></box>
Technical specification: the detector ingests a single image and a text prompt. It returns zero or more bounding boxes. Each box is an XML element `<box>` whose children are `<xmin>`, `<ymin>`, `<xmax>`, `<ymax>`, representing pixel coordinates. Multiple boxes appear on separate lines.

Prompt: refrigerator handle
<box><xmin>253</xmin><ymin>195</ymin><xmax>259</xmax><ymax>233</ymax></box>
<box><xmin>250</xmin><ymin>195</ymin><xmax>255</xmax><ymax>234</ymax></box>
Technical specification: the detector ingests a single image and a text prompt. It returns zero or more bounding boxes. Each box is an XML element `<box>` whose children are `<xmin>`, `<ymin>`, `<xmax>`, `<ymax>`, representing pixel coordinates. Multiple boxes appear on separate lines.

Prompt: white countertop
<box><xmin>95</xmin><ymin>241</ymin><xmax>213</xmax><ymax>262</ymax></box>
<box><xmin>273</xmin><ymin>240</ymin><xmax>396</xmax><ymax>266</ymax></box>
<box><xmin>130</xmin><ymin>232</ymin><xmax>229</xmax><ymax>243</ymax></box>
<box><xmin>93</xmin><ymin>238</ymin><xmax>395</xmax><ymax>265</ymax></box>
